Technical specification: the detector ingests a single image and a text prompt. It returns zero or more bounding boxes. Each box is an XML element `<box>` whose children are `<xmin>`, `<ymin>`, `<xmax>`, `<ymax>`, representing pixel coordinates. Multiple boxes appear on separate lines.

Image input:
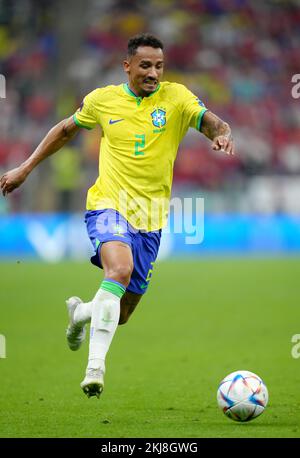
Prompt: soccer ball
<box><xmin>217</xmin><ymin>370</ymin><xmax>268</xmax><ymax>422</ymax></box>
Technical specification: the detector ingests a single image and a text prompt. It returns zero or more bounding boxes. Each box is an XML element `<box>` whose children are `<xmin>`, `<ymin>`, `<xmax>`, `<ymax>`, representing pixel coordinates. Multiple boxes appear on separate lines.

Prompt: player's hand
<box><xmin>0</xmin><ymin>166</ymin><xmax>28</xmax><ymax>196</ymax></box>
<box><xmin>212</xmin><ymin>135</ymin><xmax>235</xmax><ymax>156</ymax></box>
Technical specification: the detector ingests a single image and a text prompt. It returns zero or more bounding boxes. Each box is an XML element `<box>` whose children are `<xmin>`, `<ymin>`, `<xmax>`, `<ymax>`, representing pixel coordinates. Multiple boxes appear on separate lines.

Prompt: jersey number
<box><xmin>134</xmin><ymin>134</ymin><xmax>145</xmax><ymax>156</ymax></box>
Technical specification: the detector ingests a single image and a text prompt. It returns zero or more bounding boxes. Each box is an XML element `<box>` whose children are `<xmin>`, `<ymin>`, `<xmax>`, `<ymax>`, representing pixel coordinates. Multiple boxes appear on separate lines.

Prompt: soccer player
<box><xmin>0</xmin><ymin>33</ymin><xmax>234</xmax><ymax>398</ymax></box>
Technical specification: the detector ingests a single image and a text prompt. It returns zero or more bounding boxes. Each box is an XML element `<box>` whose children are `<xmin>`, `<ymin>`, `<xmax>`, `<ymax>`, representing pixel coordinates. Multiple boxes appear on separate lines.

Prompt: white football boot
<box><xmin>80</xmin><ymin>367</ymin><xmax>105</xmax><ymax>398</ymax></box>
<box><xmin>66</xmin><ymin>296</ymin><xmax>86</xmax><ymax>351</ymax></box>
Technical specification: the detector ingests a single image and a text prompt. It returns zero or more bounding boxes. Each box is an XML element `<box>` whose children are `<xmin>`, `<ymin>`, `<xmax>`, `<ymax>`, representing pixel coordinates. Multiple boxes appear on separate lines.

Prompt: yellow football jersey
<box><xmin>73</xmin><ymin>82</ymin><xmax>207</xmax><ymax>230</ymax></box>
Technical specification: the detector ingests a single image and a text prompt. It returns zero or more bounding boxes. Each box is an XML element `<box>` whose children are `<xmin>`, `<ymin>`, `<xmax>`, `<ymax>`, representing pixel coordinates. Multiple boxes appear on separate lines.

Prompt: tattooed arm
<box><xmin>200</xmin><ymin>111</ymin><xmax>235</xmax><ymax>156</ymax></box>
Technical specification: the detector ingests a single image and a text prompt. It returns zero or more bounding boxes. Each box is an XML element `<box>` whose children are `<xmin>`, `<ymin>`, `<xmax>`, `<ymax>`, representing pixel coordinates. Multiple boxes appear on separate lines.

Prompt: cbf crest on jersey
<box><xmin>151</xmin><ymin>108</ymin><xmax>166</xmax><ymax>128</ymax></box>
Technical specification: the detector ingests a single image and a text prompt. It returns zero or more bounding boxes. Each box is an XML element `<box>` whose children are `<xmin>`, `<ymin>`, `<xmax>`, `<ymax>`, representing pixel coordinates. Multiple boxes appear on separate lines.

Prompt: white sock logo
<box><xmin>98</xmin><ymin>303</ymin><xmax>116</xmax><ymax>331</ymax></box>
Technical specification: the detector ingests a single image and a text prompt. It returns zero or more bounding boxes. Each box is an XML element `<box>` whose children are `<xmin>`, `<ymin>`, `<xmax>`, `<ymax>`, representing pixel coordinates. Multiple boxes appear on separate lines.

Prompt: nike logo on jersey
<box><xmin>109</xmin><ymin>118</ymin><xmax>124</xmax><ymax>124</ymax></box>
<box><xmin>140</xmin><ymin>283</ymin><xmax>148</xmax><ymax>289</ymax></box>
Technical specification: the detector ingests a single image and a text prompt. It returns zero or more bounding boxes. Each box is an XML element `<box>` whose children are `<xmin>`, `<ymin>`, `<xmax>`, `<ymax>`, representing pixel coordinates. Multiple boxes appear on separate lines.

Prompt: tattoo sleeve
<box><xmin>200</xmin><ymin>111</ymin><xmax>231</xmax><ymax>141</ymax></box>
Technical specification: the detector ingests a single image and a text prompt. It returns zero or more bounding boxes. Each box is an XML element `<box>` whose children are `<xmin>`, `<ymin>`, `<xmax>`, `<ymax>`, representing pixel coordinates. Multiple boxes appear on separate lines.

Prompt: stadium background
<box><xmin>1</xmin><ymin>0</ymin><xmax>300</xmax><ymax>439</ymax></box>
<box><xmin>1</xmin><ymin>0</ymin><xmax>300</xmax><ymax>258</ymax></box>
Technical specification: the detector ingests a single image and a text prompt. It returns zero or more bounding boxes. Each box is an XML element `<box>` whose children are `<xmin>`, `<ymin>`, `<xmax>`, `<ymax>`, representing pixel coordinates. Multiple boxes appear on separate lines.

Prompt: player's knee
<box><xmin>107</xmin><ymin>263</ymin><xmax>133</xmax><ymax>286</ymax></box>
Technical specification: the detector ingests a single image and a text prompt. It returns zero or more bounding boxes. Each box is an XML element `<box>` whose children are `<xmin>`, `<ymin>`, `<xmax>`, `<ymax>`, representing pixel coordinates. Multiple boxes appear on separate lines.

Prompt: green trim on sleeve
<box><xmin>197</xmin><ymin>109</ymin><xmax>208</xmax><ymax>131</ymax></box>
<box><xmin>73</xmin><ymin>113</ymin><xmax>93</xmax><ymax>130</ymax></box>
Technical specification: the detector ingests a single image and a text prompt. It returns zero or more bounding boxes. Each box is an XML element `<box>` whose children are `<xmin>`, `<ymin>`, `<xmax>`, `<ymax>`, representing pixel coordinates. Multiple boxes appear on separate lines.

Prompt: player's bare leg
<box><xmin>81</xmin><ymin>241</ymin><xmax>133</xmax><ymax>398</ymax></box>
<box><xmin>119</xmin><ymin>291</ymin><xmax>143</xmax><ymax>324</ymax></box>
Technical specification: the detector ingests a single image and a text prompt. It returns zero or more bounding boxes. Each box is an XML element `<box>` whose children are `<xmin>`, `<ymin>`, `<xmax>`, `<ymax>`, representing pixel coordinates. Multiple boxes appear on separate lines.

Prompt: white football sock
<box><xmin>87</xmin><ymin>280</ymin><xmax>125</xmax><ymax>371</ymax></box>
<box><xmin>74</xmin><ymin>301</ymin><xmax>92</xmax><ymax>326</ymax></box>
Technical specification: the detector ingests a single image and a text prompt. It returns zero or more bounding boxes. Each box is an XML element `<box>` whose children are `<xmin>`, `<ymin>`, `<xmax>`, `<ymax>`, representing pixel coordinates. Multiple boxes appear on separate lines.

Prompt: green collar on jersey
<box><xmin>123</xmin><ymin>83</ymin><xmax>161</xmax><ymax>103</ymax></box>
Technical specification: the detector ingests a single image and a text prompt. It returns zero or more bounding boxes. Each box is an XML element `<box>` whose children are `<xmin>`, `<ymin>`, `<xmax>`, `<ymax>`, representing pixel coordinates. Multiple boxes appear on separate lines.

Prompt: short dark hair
<box><xmin>127</xmin><ymin>33</ymin><xmax>164</xmax><ymax>56</ymax></box>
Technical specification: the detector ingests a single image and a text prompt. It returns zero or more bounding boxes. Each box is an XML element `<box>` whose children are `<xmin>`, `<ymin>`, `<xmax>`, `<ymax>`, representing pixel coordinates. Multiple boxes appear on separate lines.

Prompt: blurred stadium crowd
<box><xmin>0</xmin><ymin>0</ymin><xmax>300</xmax><ymax>214</ymax></box>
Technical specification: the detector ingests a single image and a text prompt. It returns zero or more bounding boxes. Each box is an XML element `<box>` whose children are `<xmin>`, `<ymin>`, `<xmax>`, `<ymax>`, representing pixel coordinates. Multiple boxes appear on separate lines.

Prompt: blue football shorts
<box><xmin>85</xmin><ymin>209</ymin><xmax>161</xmax><ymax>295</ymax></box>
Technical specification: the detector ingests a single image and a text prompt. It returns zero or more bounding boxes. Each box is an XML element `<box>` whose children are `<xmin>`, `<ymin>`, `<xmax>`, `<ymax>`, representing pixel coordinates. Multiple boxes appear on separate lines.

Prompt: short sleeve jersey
<box><xmin>74</xmin><ymin>82</ymin><xmax>207</xmax><ymax>230</ymax></box>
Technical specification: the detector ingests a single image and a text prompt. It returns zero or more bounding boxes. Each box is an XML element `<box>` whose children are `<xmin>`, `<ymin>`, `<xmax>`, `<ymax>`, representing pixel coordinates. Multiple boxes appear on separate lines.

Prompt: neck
<box><xmin>127</xmin><ymin>83</ymin><xmax>140</xmax><ymax>97</ymax></box>
<box><xmin>127</xmin><ymin>82</ymin><xmax>154</xmax><ymax>98</ymax></box>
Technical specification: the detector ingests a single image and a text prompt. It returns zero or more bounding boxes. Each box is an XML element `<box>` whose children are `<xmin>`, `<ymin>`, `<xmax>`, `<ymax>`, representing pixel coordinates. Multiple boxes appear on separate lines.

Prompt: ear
<box><xmin>123</xmin><ymin>59</ymin><xmax>130</xmax><ymax>75</ymax></box>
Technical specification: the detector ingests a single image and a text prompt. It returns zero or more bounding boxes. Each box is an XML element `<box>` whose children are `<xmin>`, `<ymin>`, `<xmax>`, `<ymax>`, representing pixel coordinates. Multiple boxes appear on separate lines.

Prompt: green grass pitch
<box><xmin>0</xmin><ymin>258</ymin><xmax>300</xmax><ymax>438</ymax></box>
